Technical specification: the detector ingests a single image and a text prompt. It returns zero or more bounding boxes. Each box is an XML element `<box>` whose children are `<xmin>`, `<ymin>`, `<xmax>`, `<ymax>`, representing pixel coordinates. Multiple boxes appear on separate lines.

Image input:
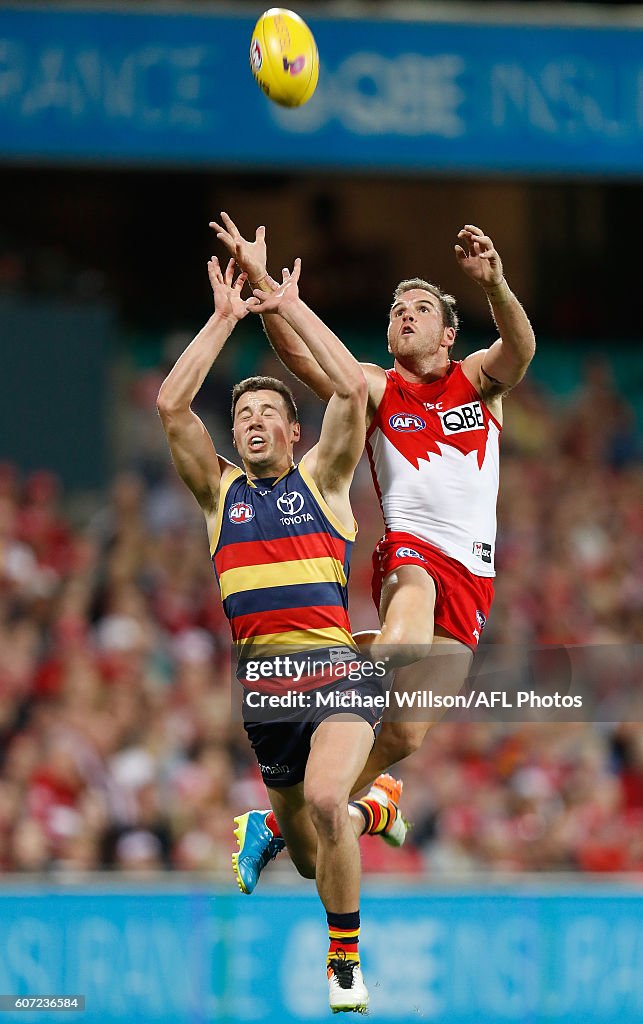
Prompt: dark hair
<box><xmin>230</xmin><ymin>376</ymin><xmax>299</xmax><ymax>424</ymax></box>
<box><xmin>392</xmin><ymin>278</ymin><xmax>459</xmax><ymax>334</ymax></box>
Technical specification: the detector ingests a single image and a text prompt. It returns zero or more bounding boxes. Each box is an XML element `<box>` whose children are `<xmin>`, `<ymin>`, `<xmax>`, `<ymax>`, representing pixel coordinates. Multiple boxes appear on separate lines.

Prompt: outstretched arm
<box><xmin>157</xmin><ymin>258</ymin><xmax>248</xmax><ymax>515</ymax></box>
<box><xmin>456</xmin><ymin>224</ymin><xmax>536</xmax><ymax>396</ymax></box>
<box><xmin>248</xmin><ymin>260</ymin><xmax>367</xmax><ymax>506</ymax></box>
<box><xmin>210</xmin><ymin>213</ymin><xmax>335</xmax><ymax>401</ymax></box>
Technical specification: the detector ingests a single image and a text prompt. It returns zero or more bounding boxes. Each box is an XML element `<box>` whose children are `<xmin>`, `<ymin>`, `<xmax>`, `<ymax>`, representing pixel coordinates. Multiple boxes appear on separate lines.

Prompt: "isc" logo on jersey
<box><xmin>389</xmin><ymin>412</ymin><xmax>426</xmax><ymax>432</ymax></box>
<box><xmin>229</xmin><ymin>502</ymin><xmax>255</xmax><ymax>523</ymax></box>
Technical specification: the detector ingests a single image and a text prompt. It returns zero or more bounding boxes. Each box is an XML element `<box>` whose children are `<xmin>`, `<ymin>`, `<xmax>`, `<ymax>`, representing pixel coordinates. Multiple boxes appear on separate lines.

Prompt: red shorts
<box><xmin>371</xmin><ymin>531</ymin><xmax>494</xmax><ymax>650</ymax></box>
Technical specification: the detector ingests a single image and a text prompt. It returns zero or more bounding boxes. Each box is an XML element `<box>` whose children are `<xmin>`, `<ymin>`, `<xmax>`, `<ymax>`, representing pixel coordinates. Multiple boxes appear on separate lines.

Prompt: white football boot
<box><xmin>327</xmin><ymin>955</ymin><xmax>369</xmax><ymax>1014</ymax></box>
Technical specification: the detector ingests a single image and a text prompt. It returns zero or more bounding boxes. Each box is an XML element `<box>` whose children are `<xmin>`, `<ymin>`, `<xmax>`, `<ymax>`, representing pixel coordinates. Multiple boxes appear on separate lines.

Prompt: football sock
<box><xmin>350</xmin><ymin>797</ymin><xmax>393</xmax><ymax>836</ymax></box>
<box><xmin>327</xmin><ymin>909</ymin><xmax>360</xmax><ymax>964</ymax></box>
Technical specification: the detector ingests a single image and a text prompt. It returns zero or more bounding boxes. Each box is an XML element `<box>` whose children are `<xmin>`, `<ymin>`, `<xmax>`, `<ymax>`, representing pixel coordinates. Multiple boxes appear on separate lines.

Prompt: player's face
<box><xmin>387</xmin><ymin>289</ymin><xmax>453</xmax><ymax>361</ymax></box>
<box><xmin>233</xmin><ymin>390</ymin><xmax>300</xmax><ymax>474</ymax></box>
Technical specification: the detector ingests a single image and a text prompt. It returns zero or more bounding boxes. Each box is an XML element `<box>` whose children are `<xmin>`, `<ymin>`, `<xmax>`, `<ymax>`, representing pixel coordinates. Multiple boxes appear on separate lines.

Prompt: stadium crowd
<box><xmin>0</xmin><ymin>358</ymin><xmax>641</xmax><ymax>878</ymax></box>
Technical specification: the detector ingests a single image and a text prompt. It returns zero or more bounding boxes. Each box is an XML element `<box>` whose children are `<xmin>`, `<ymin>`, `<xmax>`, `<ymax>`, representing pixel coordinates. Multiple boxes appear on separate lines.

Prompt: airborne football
<box><xmin>249</xmin><ymin>8</ymin><xmax>319</xmax><ymax>107</ymax></box>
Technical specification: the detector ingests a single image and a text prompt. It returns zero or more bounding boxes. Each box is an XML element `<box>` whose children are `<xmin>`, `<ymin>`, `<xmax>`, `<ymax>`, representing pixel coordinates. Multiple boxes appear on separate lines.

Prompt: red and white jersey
<box><xmin>366</xmin><ymin>362</ymin><xmax>501</xmax><ymax>577</ymax></box>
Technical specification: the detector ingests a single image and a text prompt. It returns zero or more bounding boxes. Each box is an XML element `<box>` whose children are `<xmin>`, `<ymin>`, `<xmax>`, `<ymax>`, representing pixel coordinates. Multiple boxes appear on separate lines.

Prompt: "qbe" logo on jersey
<box><xmin>439</xmin><ymin>402</ymin><xmax>484</xmax><ymax>435</ymax></box>
<box><xmin>389</xmin><ymin>412</ymin><xmax>426</xmax><ymax>432</ymax></box>
<box><xmin>229</xmin><ymin>502</ymin><xmax>255</xmax><ymax>523</ymax></box>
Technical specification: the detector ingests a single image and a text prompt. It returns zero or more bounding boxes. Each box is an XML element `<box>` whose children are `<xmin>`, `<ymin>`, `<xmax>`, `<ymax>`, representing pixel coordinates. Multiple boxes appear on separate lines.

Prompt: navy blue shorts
<box><xmin>243</xmin><ymin>673</ymin><xmax>388</xmax><ymax>788</ymax></box>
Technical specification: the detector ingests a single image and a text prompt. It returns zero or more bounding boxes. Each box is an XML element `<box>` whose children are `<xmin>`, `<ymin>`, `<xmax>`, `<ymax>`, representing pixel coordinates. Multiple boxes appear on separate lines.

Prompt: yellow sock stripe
<box><xmin>355</xmin><ymin>798</ymin><xmax>391</xmax><ymax>834</ymax></box>
<box><xmin>354</xmin><ymin>799</ymin><xmax>374</xmax><ymax>833</ymax></box>
<box><xmin>329</xmin><ymin>928</ymin><xmax>360</xmax><ymax>939</ymax></box>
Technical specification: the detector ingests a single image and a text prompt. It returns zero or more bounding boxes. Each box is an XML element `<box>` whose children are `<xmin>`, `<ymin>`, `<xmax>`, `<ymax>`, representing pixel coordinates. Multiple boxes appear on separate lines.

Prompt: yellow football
<box><xmin>249</xmin><ymin>8</ymin><xmax>319</xmax><ymax>108</ymax></box>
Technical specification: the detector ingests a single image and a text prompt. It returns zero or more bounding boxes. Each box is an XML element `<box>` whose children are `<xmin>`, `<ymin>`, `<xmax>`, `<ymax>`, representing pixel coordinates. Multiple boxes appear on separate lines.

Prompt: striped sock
<box><xmin>350</xmin><ymin>797</ymin><xmax>393</xmax><ymax>836</ymax></box>
<box><xmin>327</xmin><ymin>909</ymin><xmax>360</xmax><ymax>965</ymax></box>
<box><xmin>265</xmin><ymin>811</ymin><xmax>281</xmax><ymax>838</ymax></box>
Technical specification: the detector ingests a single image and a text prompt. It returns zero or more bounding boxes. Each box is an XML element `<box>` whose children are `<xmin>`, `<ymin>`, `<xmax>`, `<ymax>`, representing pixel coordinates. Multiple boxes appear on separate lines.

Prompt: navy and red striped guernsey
<box><xmin>210</xmin><ymin>460</ymin><xmax>357</xmax><ymax>658</ymax></box>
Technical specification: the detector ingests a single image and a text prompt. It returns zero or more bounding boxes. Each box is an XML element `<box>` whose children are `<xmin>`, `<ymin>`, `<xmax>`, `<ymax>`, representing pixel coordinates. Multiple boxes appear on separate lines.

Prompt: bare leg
<box><xmin>350</xmin><ymin>565</ymin><xmax>472</xmax><ymax>793</ymax></box>
<box><xmin>304</xmin><ymin>717</ymin><xmax>375</xmax><ymax>913</ymax></box>
<box><xmin>350</xmin><ymin>640</ymin><xmax>472</xmax><ymax>792</ymax></box>
<box><xmin>266</xmin><ymin>719</ymin><xmax>377</xmax><ymax>883</ymax></box>
<box><xmin>266</xmin><ymin>782</ymin><xmax>318</xmax><ymax>879</ymax></box>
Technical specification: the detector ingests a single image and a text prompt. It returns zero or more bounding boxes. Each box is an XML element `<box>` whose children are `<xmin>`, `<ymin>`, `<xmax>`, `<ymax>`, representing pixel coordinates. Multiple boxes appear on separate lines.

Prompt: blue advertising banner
<box><xmin>0</xmin><ymin>5</ymin><xmax>641</xmax><ymax>174</ymax></box>
<box><xmin>0</xmin><ymin>884</ymin><xmax>641</xmax><ymax>1023</ymax></box>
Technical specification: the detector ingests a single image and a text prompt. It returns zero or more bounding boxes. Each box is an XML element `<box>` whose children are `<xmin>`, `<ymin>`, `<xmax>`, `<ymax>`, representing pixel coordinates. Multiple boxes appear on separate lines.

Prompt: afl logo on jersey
<box><xmin>229</xmin><ymin>502</ymin><xmax>255</xmax><ymax>523</ymax></box>
<box><xmin>389</xmin><ymin>412</ymin><xmax>426</xmax><ymax>432</ymax></box>
<box><xmin>396</xmin><ymin>547</ymin><xmax>426</xmax><ymax>561</ymax></box>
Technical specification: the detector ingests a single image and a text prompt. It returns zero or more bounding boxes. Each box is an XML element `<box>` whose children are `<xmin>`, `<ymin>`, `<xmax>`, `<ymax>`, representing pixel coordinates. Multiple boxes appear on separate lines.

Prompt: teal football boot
<box><xmin>232</xmin><ymin>810</ymin><xmax>286</xmax><ymax>894</ymax></box>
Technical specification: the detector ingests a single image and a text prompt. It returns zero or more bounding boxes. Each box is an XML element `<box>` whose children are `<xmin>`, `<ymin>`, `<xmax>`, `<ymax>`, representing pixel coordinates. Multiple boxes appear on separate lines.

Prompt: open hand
<box><xmin>247</xmin><ymin>258</ymin><xmax>301</xmax><ymax>315</ymax></box>
<box><xmin>455</xmin><ymin>225</ymin><xmax>504</xmax><ymax>289</ymax></box>
<box><xmin>207</xmin><ymin>256</ymin><xmax>249</xmax><ymax>321</ymax></box>
<box><xmin>209</xmin><ymin>212</ymin><xmax>267</xmax><ymax>284</ymax></box>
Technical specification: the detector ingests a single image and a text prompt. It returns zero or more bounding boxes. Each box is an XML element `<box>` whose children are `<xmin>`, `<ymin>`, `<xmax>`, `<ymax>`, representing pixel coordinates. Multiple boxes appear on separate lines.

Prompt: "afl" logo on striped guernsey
<box><xmin>389</xmin><ymin>412</ymin><xmax>426</xmax><ymax>432</ymax></box>
<box><xmin>229</xmin><ymin>502</ymin><xmax>255</xmax><ymax>523</ymax></box>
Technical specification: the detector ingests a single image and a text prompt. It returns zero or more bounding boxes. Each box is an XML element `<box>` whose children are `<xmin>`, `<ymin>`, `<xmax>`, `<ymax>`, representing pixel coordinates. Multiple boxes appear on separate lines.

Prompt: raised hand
<box><xmin>209</xmin><ymin>212</ymin><xmax>267</xmax><ymax>284</ymax></box>
<box><xmin>247</xmin><ymin>259</ymin><xmax>301</xmax><ymax>316</ymax></box>
<box><xmin>455</xmin><ymin>225</ymin><xmax>504</xmax><ymax>289</ymax></box>
<box><xmin>207</xmin><ymin>256</ymin><xmax>249</xmax><ymax>322</ymax></box>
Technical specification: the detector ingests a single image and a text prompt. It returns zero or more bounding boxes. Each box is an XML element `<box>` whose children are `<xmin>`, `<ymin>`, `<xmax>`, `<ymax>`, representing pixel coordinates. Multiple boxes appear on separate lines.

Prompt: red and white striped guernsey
<box><xmin>366</xmin><ymin>362</ymin><xmax>501</xmax><ymax>577</ymax></box>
